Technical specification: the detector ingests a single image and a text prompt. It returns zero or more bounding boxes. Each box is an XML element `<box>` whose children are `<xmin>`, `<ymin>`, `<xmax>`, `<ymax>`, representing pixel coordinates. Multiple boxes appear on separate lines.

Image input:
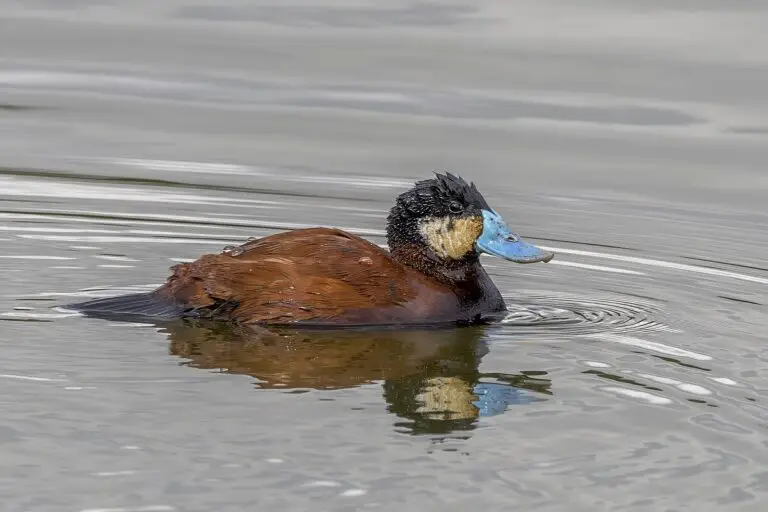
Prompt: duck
<box><xmin>67</xmin><ymin>173</ymin><xmax>554</xmax><ymax>327</ymax></box>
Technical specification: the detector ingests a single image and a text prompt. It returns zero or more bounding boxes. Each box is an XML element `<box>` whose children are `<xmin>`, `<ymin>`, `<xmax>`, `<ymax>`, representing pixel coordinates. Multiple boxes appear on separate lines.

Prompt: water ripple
<box><xmin>501</xmin><ymin>291</ymin><xmax>674</xmax><ymax>336</ymax></box>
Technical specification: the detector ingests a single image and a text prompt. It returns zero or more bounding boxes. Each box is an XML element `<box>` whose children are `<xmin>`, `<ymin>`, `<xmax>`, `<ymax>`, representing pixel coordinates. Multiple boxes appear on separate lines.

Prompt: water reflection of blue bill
<box><xmin>473</xmin><ymin>382</ymin><xmax>544</xmax><ymax>417</ymax></box>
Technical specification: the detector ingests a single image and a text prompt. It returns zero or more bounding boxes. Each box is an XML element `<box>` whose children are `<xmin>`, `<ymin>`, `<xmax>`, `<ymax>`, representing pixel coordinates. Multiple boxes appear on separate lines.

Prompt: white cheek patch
<box><xmin>419</xmin><ymin>216</ymin><xmax>483</xmax><ymax>260</ymax></box>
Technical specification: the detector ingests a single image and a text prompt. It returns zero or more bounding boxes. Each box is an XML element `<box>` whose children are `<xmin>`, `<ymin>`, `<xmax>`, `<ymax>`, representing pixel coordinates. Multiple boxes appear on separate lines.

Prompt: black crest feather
<box><xmin>435</xmin><ymin>172</ymin><xmax>490</xmax><ymax>210</ymax></box>
<box><xmin>409</xmin><ymin>172</ymin><xmax>491</xmax><ymax>212</ymax></box>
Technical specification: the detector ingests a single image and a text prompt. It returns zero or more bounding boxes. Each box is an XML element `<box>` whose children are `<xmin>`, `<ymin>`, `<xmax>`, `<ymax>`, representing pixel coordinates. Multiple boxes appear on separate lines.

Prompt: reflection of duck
<box><xmin>68</xmin><ymin>173</ymin><xmax>553</xmax><ymax>327</ymax></box>
<box><xmin>166</xmin><ymin>320</ymin><xmax>552</xmax><ymax>434</ymax></box>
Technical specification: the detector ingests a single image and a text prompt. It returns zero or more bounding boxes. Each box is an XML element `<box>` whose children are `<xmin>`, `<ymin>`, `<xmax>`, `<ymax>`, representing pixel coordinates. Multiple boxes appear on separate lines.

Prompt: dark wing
<box><xmin>158</xmin><ymin>228</ymin><xmax>420</xmax><ymax>324</ymax></box>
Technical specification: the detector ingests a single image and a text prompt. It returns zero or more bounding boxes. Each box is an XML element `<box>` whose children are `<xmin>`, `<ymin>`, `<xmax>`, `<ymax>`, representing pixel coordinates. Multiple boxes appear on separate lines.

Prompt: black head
<box><xmin>387</xmin><ymin>173</ymin><xmax>489</xmax><ymax>262</ymax></box>
<box><xmin>386</xmin><ymin>172</ymin><xmax>554</xmax><ymax>268</ymax></box>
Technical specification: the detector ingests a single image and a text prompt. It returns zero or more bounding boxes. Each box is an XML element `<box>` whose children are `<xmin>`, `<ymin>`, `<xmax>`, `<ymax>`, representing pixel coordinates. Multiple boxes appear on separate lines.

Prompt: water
<box><xmin>1</xmin><ymin>2</ymin><xmax>768</xmax><ymax>511</ymax></box>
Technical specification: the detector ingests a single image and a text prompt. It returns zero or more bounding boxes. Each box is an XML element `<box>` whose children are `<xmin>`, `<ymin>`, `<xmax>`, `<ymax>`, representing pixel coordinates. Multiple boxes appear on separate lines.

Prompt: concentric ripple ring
<box><xmin>500</xmin><ymin>291</ymin><xmax>673</xmax><ymax>336</ymax></box>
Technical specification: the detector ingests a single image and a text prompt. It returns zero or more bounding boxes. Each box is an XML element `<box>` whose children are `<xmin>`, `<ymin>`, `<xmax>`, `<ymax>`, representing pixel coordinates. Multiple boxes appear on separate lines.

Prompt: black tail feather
<box><xmin>64</xmin><ymin>292</ymin><xmax>186</xmax><ymax>320</ymax></box>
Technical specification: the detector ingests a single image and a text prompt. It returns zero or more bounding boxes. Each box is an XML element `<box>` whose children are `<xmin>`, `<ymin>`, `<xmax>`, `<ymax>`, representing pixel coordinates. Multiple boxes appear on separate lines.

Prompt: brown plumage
<box><xmin>156</xmin><ymin>227</ymin><xmax>460</xmax><ymax>325</ymax></box>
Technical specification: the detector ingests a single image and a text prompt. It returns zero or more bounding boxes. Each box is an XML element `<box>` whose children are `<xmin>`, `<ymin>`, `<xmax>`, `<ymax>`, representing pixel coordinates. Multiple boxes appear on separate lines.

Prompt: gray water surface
<box><xmin>1</xmin><ymin>2</ymin><xmax>768</xmax><ymax>511</ymax></box>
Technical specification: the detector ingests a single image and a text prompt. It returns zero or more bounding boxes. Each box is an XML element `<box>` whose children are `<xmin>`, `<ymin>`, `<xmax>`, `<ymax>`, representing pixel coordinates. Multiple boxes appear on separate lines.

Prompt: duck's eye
<box><xmin>506</xmin><ymin>234</ymin><xmax>519</xmax><ymax>242</ymax></box>
<box><xmin>448</xmin><ymin>201</ymin><xmax>463</xmax><ymax>214</ymax></box>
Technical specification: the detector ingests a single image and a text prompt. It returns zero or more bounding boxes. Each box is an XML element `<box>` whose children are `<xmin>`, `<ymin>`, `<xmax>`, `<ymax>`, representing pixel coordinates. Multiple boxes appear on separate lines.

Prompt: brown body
<box><xmin>154</xmin><ymin>227</ymin><xmax>506</xmax><ymax>326</ymax></box>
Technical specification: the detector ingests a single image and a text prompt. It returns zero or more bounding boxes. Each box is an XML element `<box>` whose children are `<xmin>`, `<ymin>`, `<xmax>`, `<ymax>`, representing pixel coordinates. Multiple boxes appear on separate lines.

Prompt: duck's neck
<box><xmin>389</xmin><ymin>243</ymin><xmax>506</xmax><ymax>313</ymax></box>
<box><xmin>389</xmin><ymin>242</ymin><xmax>478</xmax><ymax>283</ymax></box>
